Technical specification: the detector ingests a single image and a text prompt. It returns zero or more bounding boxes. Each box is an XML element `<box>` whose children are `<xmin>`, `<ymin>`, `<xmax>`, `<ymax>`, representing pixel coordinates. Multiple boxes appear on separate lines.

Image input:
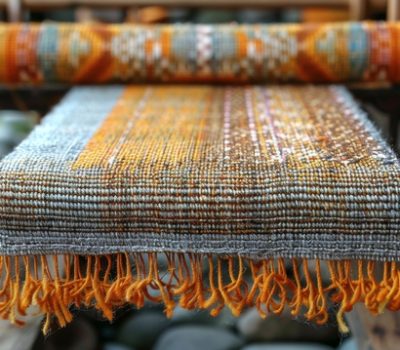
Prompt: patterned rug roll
<box><xmin>0</xmin><ymin>21</ymin><xmax>400</xmax><ymax>84</ymax></box>
<box><xmin>0</xmin><ymin>85</ymin><xmax>399</xmax><ymax>333</ymax></box>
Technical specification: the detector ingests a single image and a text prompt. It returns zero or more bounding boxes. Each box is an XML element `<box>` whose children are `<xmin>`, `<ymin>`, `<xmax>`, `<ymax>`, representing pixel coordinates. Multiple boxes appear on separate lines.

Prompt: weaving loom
<box><xmin>0</xmin><ymin>22</ymin><xmax>399</xmax><ymax>336</ymax></box>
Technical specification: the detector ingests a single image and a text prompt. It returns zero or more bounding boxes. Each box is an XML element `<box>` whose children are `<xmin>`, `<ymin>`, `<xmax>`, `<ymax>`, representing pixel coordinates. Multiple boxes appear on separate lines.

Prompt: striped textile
<box><xmin>1</xmin><ymin>85</ymin><xmax>400</xmax><ymax>332</ymax></box>
<box><xmin>0</xmin><ymin>21</ymin><xmax>400</xmax><ymax>84</ymax></box>
<box><xmin>1</xmin><ymin>85</ymin><xmax>399</xmax><ymax>259</ymax></box>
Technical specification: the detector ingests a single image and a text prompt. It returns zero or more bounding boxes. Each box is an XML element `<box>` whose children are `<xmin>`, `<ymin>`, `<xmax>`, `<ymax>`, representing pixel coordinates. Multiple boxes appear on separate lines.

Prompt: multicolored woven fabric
<box><xmin>0</xmin><ymin>85</ymin><xmax>399</xmax><ymax>332</ymax></box>
<box><xmin>1</xmin><ymin>21</ymin><xmax>400</xmax><ymax>84</ymax></box>
<box><xmin>1</xmin><ymin>85</ymin><xmax>399</xmax><ymax>257</ymax></box>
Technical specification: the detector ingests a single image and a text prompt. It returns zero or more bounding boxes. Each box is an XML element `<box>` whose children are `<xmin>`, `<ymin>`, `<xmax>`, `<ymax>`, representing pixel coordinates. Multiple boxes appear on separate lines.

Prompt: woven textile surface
<box><xmin>1</xmin><ymin>21</ymin><xmax>400</xmax><ymax>84</ymax></box>
<box><xmin>0</xmin><ymin>85</ymin><xmax>399</xmax><ymax>332</ymax></box>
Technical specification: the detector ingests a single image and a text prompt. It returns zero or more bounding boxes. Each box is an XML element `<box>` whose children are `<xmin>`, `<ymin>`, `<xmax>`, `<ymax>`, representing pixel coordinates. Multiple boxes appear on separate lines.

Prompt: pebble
<box><xmin>242</xmin><ymin>344</ymin><xmax>334</xmax><ymax>350</ymax></box>
<box><xmin>0</xmin><ymin>111</ymin><xmax>37</xmax><ymax>158</ymax></box>
<box><xmin>116</xmin><ymin>310</ymin><xmax>170</xmax><ymax>350</ymax></box>
<box><xmin>33</xmin><ymin>317</ymin><xmax>98</xmax><ymax>350</ymax></box>
<box><xmin>154</xmin><ymin>325</ymin><xmax>244</xmax><ymax>350</ymax></box>
<box><xmin>103</xmin><ymin>342</ymin><xmax>133</xmax><ymax>350</ymax></box>
<box><xmin>337</xmin><ymin>338</ymin><xmax>357</xmax><ymax>350</ymax></box>
<box><xmin>237</xmin><ymin>307</ymin><xmax>338</xmax><ymax>344</ymax></box>
<box><xmin>0</xmin><ymin>313</ymin><xmax>42</xmax><ymax>350</ymax></box>
<box><xmin>0</xmin><ymin>111</ymin><xmax>36</xmax><ymax>141</ymax></box>
<box><xmin>171</xmin><ymin>307</ymin><xmax>214</xmax><ymax>325</ymax></box>
<box><xmin>171</xmin><ymin>306</ymin><xmax>236</xmax><ymax>328</ymax></box>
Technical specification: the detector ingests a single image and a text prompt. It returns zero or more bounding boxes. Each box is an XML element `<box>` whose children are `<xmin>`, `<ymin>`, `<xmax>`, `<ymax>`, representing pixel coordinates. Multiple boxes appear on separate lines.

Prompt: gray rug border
<box><xmin>1</xmin><ymin>231</ymin><xmax>399</xmax><ymax>262</ymax></box>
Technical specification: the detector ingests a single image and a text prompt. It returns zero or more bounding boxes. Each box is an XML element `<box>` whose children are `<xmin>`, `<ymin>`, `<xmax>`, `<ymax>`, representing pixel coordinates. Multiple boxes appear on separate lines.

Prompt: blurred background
<box><xmin>0</xmin><ymin>1</ymin><xmax>399</xmax><ymax>350</ymax></box>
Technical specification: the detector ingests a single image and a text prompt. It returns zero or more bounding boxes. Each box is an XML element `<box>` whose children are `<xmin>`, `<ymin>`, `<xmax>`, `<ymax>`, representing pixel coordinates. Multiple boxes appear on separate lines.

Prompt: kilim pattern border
<box><xmin>0</xmin><ymin>21</ymin><xmax>400</xmax><ymax>84</ymax></box>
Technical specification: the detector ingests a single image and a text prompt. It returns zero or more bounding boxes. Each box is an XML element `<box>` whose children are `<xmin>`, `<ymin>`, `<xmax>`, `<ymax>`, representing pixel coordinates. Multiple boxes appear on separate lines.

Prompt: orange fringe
<box><xmin>0</xmin><ymin>253</ymin><xmax>398</xmax><ymax>334</ymax></box>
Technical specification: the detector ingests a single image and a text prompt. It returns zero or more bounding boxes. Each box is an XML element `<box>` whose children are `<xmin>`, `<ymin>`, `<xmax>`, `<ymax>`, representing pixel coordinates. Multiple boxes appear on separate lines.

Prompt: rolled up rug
<box><xmin>0</xmin><ymin>84</ymin><xmax>399</xmax><ymax>333</ymax></box>
<box><xmin>0</xmin><ymin>22</ymin><xmax>399</xmax><ymax>84</ymax></box>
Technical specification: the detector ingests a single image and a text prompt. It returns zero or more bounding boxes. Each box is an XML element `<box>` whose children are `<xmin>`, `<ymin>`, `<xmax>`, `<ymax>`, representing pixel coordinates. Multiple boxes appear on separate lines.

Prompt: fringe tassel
<box><xmin>0</xmin><ymin>253</ymin><xmax>398</xmax><ymax>334</ymax></box>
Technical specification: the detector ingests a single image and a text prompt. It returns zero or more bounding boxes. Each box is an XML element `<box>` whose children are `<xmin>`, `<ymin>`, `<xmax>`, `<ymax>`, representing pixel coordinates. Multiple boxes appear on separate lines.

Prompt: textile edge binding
<box><xmin>2</xmin><ymin>231</ymin><xmax>400</xmax><ymax>261</ymax></box>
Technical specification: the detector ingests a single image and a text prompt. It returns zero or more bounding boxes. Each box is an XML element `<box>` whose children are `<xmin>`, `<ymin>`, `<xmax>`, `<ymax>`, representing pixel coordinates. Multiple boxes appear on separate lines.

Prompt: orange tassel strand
<box><xmin>0</xmin><ymin>253</ymin><xmax>399</xmax><ymax>334</ymax></box>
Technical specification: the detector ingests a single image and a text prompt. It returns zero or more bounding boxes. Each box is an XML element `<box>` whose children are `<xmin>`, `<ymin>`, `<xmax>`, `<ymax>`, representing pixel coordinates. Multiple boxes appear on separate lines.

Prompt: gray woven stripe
<box><xmin>2</xmin><ymin>231</ymin><xmax>400</xmax><ymax>262</ymax></box>
<box><xmin>0</xmin><ymin>86</ymin><xmax>123</xmax><ymax>172</ymax></box>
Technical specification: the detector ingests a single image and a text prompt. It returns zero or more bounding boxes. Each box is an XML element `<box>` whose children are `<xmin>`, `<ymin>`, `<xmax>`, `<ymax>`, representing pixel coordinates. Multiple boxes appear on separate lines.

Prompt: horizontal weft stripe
<box><xmin>3</xmin><ymin>232</ymin><xmax>400</xmax><ymax>262</ymax></box>
<box><xmin>0</xmin><ymin>22</ymin><xmax>400</xmax><ymax>84</ymax></box>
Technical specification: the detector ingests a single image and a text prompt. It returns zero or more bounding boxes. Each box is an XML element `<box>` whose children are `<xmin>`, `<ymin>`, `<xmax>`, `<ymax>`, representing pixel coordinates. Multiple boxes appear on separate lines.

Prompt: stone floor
<box><xmin>30</xmin><ymin>305</ymin><xmax>355</xmax><ymax>350</ymax></box>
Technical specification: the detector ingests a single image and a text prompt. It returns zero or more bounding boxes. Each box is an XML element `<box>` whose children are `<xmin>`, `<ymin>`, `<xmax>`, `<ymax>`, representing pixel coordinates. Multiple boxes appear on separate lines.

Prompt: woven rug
<box><xmin>0</xmin><ymin>22</ymin><xmax>399</xmax><ymax>84</ymax></box>
<box><xmin>0</xmin><ymin>85</ymin><xmax>399</xmax><ymax>333</ymax></box>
